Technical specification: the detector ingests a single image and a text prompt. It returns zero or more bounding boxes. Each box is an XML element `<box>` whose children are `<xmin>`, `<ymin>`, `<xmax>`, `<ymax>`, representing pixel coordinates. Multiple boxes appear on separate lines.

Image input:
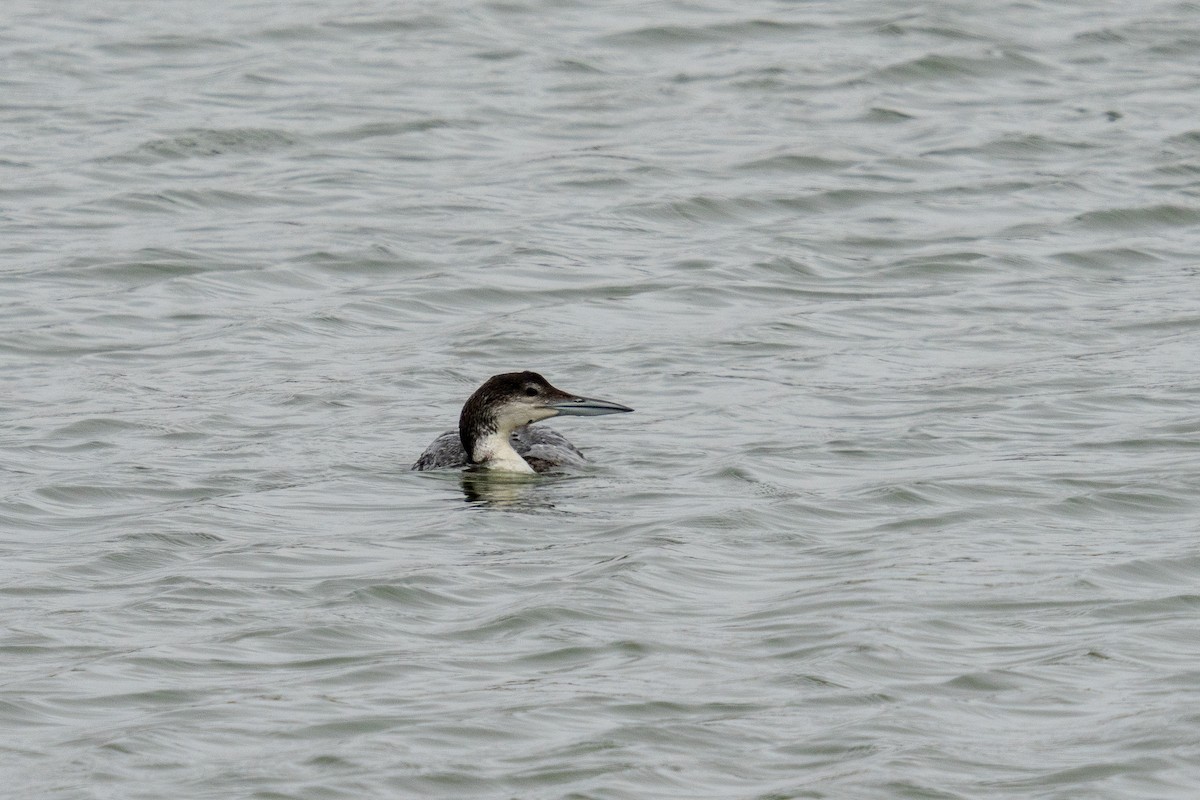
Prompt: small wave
<box><xmin>107</xmin><ymin>128</ymin><xmax>301</xmax><ymax>164</ymax></box>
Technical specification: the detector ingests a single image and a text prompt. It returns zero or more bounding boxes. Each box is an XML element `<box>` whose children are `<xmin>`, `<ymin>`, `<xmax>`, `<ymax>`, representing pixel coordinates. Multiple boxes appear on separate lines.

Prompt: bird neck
<box><xmin>471</xmin><ymin>428</ymin><xmax>535</xmax><ymax>473</ymax></box>
<box><xmin>459</xmin><ymin>396</ymin><xmax>535</xmax><ymax>473</ymax></box>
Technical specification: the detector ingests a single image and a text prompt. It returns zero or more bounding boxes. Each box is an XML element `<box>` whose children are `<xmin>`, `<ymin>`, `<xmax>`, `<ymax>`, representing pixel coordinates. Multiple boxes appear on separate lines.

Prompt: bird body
<box><xmin>412</xmin><ymin>371</ymin><xmax>632</xmax><ymax>473</ymax></box>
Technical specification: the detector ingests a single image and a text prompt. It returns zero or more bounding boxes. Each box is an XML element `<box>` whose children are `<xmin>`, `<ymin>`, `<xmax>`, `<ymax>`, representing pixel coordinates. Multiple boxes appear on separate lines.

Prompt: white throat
<box><xmin>472</xmin><ymin>428</ymin><xmax>535</xmax><ymax>474</ymax></box>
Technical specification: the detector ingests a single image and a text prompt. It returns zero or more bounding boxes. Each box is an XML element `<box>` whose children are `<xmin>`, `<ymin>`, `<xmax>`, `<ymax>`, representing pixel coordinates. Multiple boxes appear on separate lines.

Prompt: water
<box><xmin>4</xmin><ymin>0</ymin><xmax>1200</xmax><ymax>797</ymax></box>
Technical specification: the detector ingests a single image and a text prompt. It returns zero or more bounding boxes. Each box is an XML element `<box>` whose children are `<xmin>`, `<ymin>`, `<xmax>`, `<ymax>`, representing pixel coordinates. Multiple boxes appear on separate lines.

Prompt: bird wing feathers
<box><xmin>411</xmin><ymin>426</ymin><xmax>586</xmax><ymax>472</ymax></box>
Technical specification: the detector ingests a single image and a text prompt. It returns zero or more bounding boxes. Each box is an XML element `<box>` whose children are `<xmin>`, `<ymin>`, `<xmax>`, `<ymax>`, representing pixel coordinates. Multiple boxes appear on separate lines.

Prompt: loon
<box><xmin>411</xmin><ymin>371</ymin><xmax>633</xmax><ymax>474</ymax></box>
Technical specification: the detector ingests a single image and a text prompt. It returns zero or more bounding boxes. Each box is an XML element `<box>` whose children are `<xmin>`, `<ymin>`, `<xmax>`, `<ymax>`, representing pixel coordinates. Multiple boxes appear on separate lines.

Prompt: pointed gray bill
<box><xmin>548</xmin><ymin>396</ymin><xmax>634</xmax><ymax>416</ymax></box>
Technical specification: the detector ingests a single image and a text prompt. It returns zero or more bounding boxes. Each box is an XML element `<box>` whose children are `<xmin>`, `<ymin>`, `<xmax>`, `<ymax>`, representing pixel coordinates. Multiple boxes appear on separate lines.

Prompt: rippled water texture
<box><xmin>5</xmin><ymin>1</ymin><xmax>1200</xmax><ymax>797</ymax></box>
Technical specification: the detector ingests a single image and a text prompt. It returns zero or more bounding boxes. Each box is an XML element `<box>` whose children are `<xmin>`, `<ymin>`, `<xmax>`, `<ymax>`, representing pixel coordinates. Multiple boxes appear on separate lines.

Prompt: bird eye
<box><xmin>524</xmin><ymin>386</ymin><xmax>539</xmax><ymax>397</ymax></box>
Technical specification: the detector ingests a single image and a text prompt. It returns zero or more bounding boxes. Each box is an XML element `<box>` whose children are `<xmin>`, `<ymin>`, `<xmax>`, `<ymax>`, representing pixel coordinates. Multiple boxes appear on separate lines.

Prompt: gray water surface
<box><xmin>5</xmin><ymin>1</ymin><xmax>1200</xmax><ymax>798</ymax></box>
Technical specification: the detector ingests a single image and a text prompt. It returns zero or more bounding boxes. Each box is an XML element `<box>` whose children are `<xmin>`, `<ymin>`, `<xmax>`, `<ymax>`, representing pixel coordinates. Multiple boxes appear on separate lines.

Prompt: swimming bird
<box><xmin>411</xmin><ymin>371</ymin><xmax>633</xmax><ymax>473</ymax></box>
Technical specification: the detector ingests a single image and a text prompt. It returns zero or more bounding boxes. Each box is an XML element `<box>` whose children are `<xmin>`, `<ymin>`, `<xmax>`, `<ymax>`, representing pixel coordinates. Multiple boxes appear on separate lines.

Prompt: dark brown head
<box><xmin>458</xmin><ymin>371</ymin><xmax>633</xmax><ymax>464</ymax></box>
